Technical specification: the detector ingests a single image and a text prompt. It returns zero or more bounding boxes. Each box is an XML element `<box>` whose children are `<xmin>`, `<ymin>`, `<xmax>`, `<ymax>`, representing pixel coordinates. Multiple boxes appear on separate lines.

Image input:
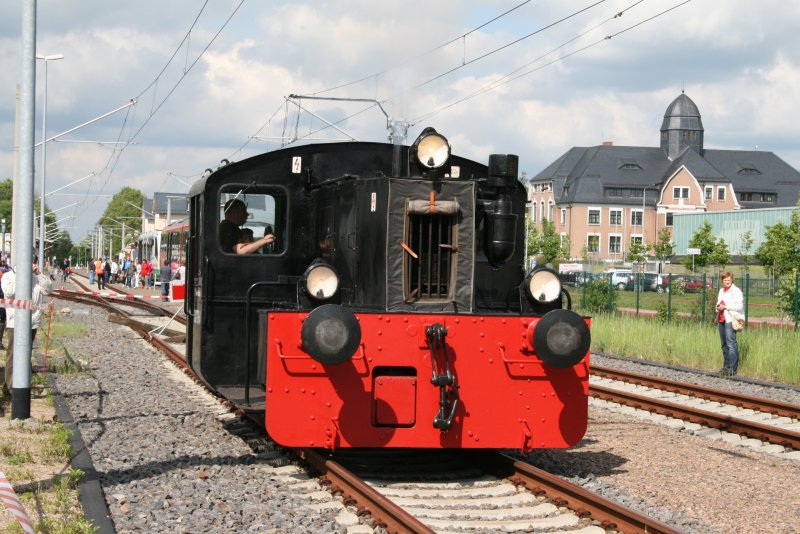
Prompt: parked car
<box><xmin>664</xmin><ymin>274</ymin><xmax>710</xmax><ymax>293</ymax></box>
<box><xmin>625</xmin><ymin>272</ymin><xmax>669</xmax><ymax>292</ymax></box>
<box><xmin>607</xmin><ymin>269</ymin><xmax>634</xmax><ymax>290</ymax></box>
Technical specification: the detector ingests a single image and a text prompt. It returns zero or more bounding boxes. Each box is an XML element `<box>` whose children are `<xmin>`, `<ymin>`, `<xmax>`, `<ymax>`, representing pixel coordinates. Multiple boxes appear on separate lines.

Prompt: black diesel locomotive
<box><xmin>185</xmin><ymin>128</ymin><xmax>591</xmax><ymax>450</ymax></box>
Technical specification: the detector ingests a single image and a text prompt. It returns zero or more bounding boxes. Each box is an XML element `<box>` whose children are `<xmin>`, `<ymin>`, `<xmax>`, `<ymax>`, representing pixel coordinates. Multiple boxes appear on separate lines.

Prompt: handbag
<box><xmin>731</xmin><ymin>313</ymin><xmax>744</xmax><ymax>332</ymax></box>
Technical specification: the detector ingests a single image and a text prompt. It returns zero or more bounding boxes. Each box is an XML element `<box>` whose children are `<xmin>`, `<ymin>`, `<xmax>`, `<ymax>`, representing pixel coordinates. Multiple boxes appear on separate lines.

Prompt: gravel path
<box><xmin>53</xmin><ymin>302</ymin><xmax>358</xmax><ymax>533</ymax></box>
<box><xmin>49</xmin><ymin>299</ymin><xmax>799</xmax><ymax>533</ymax></box>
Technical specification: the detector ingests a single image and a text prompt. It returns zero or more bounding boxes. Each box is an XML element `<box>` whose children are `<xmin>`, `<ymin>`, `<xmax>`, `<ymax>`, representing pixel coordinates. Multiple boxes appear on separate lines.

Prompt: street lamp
<box><xmin>1</xmin><ymin>219</ymin><xmax>5</xmax><ymax>258</ymax></box>
<box><xmin>36</xmin><ymin>52</ymin><xmax>64</xmax><ymax>269</ymax></box>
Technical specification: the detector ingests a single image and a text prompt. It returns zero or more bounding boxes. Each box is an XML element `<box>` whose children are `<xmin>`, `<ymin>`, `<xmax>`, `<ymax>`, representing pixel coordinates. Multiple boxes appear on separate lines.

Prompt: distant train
<box><xmin>182</xmin><ymin>128</ymin><xmax>591</xmax><ymax>451</ymax></box>
<box><xmin>136</xmin><ymin>219</ymin><xmax>189</xmax><ymax>285</ymax></box>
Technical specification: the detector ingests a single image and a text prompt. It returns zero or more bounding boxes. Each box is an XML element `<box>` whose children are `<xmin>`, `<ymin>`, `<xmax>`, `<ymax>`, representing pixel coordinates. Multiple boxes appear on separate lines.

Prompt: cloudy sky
<box><xmin>2</xmin><ymin>0</ymin><xmax>800</xmax><ymax>242</ymax></box>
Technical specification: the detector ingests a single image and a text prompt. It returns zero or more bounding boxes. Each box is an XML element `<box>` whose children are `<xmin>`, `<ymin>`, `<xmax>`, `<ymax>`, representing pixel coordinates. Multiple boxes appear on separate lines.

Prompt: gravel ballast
<box><xmin>49</xmin><ymin>301</ymin><xmax>799</xmax><ymax>533</ymax></box>
<box><xmin>53</xmin><ymin>302</ymin><xmax>353</xmax><ymax>533</ymax></box>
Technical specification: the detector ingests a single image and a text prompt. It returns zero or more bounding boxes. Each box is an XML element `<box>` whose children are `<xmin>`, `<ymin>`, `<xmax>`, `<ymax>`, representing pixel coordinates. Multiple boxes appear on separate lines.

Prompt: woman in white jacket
<box><xmin>0</xmin><ymin>260</ymin><xmax>51</xmax><ymax>395</ymax></box>
<box><xmin>714</xmin><ymin>271</ymin><xmax>744</xmax><ymax>376</ymax></box>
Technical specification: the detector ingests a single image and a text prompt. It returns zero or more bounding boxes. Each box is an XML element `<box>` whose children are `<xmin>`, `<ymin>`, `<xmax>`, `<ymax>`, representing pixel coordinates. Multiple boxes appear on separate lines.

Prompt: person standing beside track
<box><xmin>160</xmin><ymin>259</ymin><xmax>172</xmax><ymax>302</ymax></box>
<box><xmin>715</xmin><ymin>271</ymin><xmax>744</xmax><ymax>377</ymax></box>
<box><xmin>95</xmin><ymin>258</ymin><xmax>105</xmax><ymax>290</ymax></box>
<box><xmin>0</xmin><ymin>258</ymin><xmax>51</xmax><ymax>398</ymax></box>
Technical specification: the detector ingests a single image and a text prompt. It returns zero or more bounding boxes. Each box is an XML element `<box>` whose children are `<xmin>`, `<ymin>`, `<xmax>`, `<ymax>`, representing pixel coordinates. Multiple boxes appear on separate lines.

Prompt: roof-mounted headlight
<box><xmin>303</xmin><ymin>261</ymin><xmax>339</xmax><ymax>301</ymax></box>
<box><xmin>412</xmin><ymin>127</ymin><xmax>450</xmax><ymax>169</ymax></box>
<box><xmin>525</xmin><ymin>267</ymin><xmax>562</xmax><ymax>305</ymax></box>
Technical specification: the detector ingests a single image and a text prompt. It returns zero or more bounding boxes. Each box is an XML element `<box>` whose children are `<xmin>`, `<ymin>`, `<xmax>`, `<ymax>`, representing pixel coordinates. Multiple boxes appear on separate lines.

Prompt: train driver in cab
<box><xmin>220</xmin><ymin>198</ymin><xmax>276</xmax><ymax>254</ymax></box>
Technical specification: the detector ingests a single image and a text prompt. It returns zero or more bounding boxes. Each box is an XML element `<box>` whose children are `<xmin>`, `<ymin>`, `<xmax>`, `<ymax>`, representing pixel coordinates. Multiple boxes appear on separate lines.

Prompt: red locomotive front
<box><xmin>265</xmin><ymin>309</ymin><xmax>590</xmax><ymax>450</ymax></box>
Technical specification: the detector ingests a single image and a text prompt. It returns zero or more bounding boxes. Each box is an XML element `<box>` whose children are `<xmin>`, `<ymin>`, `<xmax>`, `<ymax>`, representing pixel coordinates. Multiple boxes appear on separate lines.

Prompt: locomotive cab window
<box><xmin>218</xmin><ymin>186</ymin><xmax>287</xmax><ymax>255</ymax></box>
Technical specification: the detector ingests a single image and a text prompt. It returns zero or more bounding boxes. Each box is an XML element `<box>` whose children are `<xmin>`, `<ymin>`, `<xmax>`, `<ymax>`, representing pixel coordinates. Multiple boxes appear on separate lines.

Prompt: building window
<box><xmin>531</xmin><ymin>202</ymin><xmax>536</xmax><ymax>221</ymax></box>
<box><xmin>705</xmin><ymin>187</ymin><xmax>713</xmax><ymax>200</ymax></box>
<box><xmin>588</xmin><ymin>207</ymin><xmax>601</xmax><ymax>225</ymax></box>
<box><xmin>740</xmin><ymin>192</ymin><xmax>752</xmax><ymax>201</ymax></box>
<box><xmin>540</xmin><ymin>201</ymin><xmax>545</xmax><ymax>222</ymax></box>
<box><xmin>609</xmin><ymin>234</ymin><xmax>621</xmax><ymax>254</ymax></box>
<box><xmin>760</xmin><ymin>193</ymin><xmax>774</xmax><ymax>202</ymax></box>
<box><xmin>673</xmin><ymin>186</ymin><xmax>689</xmax><ymax>199</ymax></box>
<box><xmin>548</xmin><ymin>200</ymin><xmax>554</xmax><ymax>221</ymax></box>
<box><xmin>587</xmin><ymin>234</ymin><xmax>600</xmax><ymax>253</ymax></box>
<box><xmin>560</xmin><ymin>208</ymin><xmax>566</xmax><ymax>225</ymax></box>
<box><xmin>631</xmin><ymin>210</ymin><xmax>642</xmax><ymax>226</ymax></box>
<box><xmin>630</xmin><ymin>235</ymin><xmax>643</xmax><ymax>246</ymax></box>
<box><xmin>606</xmin><ymin>187</ymin><xmax>623</xmax><ymax>197</ymax></box>
<box><xmin>609</xmin><ymin>208</ymin><xmax>622</xmax><ymax>225</ymax></box>
<box><xmin>717</xmin><ymin>186</ymin><xmax>725</xmax><ymax>201</ymax></box>
<box><xmin>666</xmin><ymin>213</ymin><xmax>674</xmax><ymax>226</ymax></box>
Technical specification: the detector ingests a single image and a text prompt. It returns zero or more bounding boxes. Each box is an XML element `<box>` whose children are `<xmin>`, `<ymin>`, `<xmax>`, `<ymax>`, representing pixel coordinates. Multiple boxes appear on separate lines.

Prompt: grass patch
<box><xmin>45</xmin><ymin>319</ymin><xmax>88</xmax><ymax>339</ymax></box>
<box><xmin>590</xmin><ymin>312</ymin><xmax>800</xmax><ymax>384</ymax></box>
<box><xmin>42</xmin><ymin>424</ymin><xmax>73</xmax><ymax>461</ymax></box>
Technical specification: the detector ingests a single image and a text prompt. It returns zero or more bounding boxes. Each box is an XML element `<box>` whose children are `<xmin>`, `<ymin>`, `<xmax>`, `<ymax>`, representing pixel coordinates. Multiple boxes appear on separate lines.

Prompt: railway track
<box><xmin>51</xmin><ymin>288</ymin><xmax>683</xmax><ymax>533</ymax></box>
<box><xmin>590</xmin><ymin>365</ymin><xmax>800</xmax><ymax>450</ymax></box>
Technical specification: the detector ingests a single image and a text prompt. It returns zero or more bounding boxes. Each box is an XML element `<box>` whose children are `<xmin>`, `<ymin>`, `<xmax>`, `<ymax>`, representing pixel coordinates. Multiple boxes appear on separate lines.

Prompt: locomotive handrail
<box><xmin>274</xmin><ymin>339</ymin><xmax>366</xmax><ymax>361</ymax></box>
<box><xmin>183</xmin><ymin>235</ymin><xmax>195</xmax><ymax>318</ymax></box>
<box><xmin>244</xmin><ymin>280</ymin><xmax>299</xmax><ymax>405</ymax></box>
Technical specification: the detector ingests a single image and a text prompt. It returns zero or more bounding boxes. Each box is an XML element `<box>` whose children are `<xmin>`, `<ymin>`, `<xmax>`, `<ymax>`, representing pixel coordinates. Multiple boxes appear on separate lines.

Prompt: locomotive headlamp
<box><xmin>303</xmin><ymin>261</ymin><xmax>339</xmax><ymax>301</ymax></box>
<box><xmin>301</xmin><ymin>304</ymin><xmax>362</xmax><ymax>365</ymax></box>
<box><xmin>525</xmin><ymin>267</ymin><xmax>562</xmax><ymax>304</ymax></box>
<box><xmin>533</xmin><ymin>309</ymin><xmax>591</xmax><ymax>368</ymax></box>
<box><xmin>412</xmin><ymin>127</ymin><xmax>450</xmax><ymax>169</ymax></box>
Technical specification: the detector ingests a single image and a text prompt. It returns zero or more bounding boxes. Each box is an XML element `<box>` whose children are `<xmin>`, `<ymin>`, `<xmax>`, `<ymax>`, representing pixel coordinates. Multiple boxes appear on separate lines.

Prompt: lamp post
<box><xmin>1</xmin><ymin>218</ymin><xmax>5</xmax><ymax>258</ymax></box>
<box><xmin>36</xmin><ymin>53</ymin><xmax>64</xmax><ymax>269</ymax></box>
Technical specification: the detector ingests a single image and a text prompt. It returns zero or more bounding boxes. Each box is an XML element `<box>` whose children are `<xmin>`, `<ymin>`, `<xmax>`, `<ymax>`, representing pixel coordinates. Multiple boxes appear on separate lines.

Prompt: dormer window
<box><xmin>737</xmin><ymin>163</ymin><xmax>761</xmax><ymax>175</ymax></box>
<box><xmin>618</xmin><ymin>158</ymin><xmax>642</xmax><ymax>170</ymax></box>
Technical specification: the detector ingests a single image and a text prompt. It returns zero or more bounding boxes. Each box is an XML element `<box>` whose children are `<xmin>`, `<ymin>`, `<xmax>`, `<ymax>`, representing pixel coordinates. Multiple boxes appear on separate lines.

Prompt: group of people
<box><xmin>88</xmin><ymin>257</ymin><xmax>158</xmax><ymax>290</ymax></box>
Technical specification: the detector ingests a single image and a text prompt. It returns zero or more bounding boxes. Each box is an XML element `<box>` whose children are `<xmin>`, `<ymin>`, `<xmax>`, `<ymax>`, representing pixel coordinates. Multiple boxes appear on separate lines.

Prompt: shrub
<box><xmin>585</xmin><ymin>280</ymin><xmax>614</xmax><ymax>313</ymax></box>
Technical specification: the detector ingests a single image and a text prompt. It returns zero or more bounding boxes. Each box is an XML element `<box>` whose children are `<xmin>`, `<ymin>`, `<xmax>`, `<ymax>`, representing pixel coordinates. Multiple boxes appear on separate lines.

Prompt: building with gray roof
<box><xmin>529</xmin><ymin>92</ymin><xmax>800</xmax><ymax>263</ymax></box>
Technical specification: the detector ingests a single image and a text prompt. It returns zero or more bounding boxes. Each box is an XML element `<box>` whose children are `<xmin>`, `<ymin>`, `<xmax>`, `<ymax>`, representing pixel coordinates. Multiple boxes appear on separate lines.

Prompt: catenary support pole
<box><xmin>11</xmin><ymin>0</ymin><xmax>37</xmax><ymax>420</ymax></box>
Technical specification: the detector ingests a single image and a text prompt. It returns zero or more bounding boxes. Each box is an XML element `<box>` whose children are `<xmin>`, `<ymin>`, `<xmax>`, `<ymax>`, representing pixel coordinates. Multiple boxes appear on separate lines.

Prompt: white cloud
<box><xmin>2</xmin><ymin>0</ymin><xmax>800</xmax><ymax>241</ymax></box>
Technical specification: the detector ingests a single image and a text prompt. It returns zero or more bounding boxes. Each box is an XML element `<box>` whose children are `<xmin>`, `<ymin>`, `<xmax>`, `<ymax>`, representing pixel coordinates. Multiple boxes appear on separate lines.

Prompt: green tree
<box><xmin>626</xmin><ymin>240</ymin><xmax>648</xmax><ymax>267</ymax></box>
<box><xmin>525</xmin><ymin>218</ymin><xmax>539</xmax><ymax>258</ymax></box>
<box><xmin>708</xmin><ymin>237</ymin><xmax>731</xmax><ymax>272</ymax></box>
<box><xmin>50</xmin><ymin>229</ymin><xmax>74</xmax><ymax>262</ymax></box>
<box><xmin>681</xmin><ymin>221</ymin><xmax>715</xmax><ymax>271</ymax></box>
<box><xmin>539</xmin><ymin>218</ymin><xmax>561</xmax><ymax>265</ymax></box>
<box><xmin>0</xmin><ymin>179</ymin><xmax>12</xmax><ymax>229</ymax></box>
<box><xmin>755</xmin><ymin>210</ymin><xmax>800</xmax><ymax>276</ymax></box>
<box><xmin>738</xmin><ymin>230</ymin><xmax>754</xmax><ymax>273</ymax></box>
<box><xmin>97</xmin><ymin>187</ymin><xmax>145</xmax><ymax>257</ymax></box>
<box><xmin>559</xmin><ymin>234</ymin><xmax>572</xmax><ymax>262</ymax></box>
<box><xmin>652</xmin><ymin>227</ymin><xmax>674</xmax><ymax>264</ymax></box>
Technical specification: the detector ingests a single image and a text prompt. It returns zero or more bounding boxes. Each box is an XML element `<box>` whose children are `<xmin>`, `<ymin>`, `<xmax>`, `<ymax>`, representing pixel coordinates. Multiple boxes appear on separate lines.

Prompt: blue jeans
<box><xmin>718</xmin><ymin>321</ymin><xmax>739</xmax><ymax>373</ymax></box>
